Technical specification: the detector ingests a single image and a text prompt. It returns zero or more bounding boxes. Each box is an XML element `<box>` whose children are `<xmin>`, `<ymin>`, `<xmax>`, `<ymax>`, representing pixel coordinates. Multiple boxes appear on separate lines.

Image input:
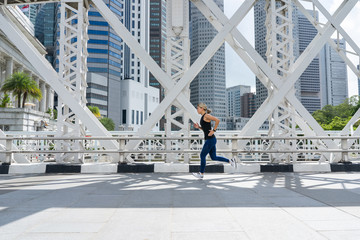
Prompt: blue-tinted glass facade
<box><xmin>35</xmin><ymin>3</ymin><xmax>57</xmax><ymax>65</ymax></box>
<box><xmin>86</xmin><ymin>0</ymin><xmax>124</xmax><ymax>124</ymax></box>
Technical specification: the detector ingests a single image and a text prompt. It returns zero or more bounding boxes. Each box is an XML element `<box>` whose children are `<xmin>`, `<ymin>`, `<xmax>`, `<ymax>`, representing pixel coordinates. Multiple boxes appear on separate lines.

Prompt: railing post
<box><xmin>231</xmin><ymin>135</ymin><xmax>237</xmax><ymax>163</ymax></box>
<box><xmin>119</xmin><ymin>138</ymin><xmax>125</xmax><ymax>163</ymax></box>
<box><xmin>341</xmin><ymin>136</ymin><xmax>349</xmax><ymax>163</ymax></box>
<box><xmin>5</xmin><ymin>137</ymin><xmax>12</xmax><ymax>165</ymax></box>
<box><xmin>39</xmin><ymin>139</ymin><xmax>45</xmax><ymax>161</ymax></box>
<box><xmin>94</xmin><ymin>139</ymin><xmax>99</xmax><ymax>162</ymax></box>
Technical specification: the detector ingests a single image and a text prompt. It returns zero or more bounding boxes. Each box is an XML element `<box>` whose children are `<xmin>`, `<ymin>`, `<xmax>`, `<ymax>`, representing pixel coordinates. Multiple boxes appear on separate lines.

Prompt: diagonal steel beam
<box><xmin>235</xmin><ymin>0</ymin><xmax>356</xmax><ymax>137</ymax></box>
<box><xmin>90</xmin><ymin>0</ymin><xmax>199</xmax><ymax>124</ymax></box>
<box><xmin>124</xmin><ymin>0</ymin><xmax>255</xmax><ymax>152</ymax></box>
<box><xmin>92</xmin><ymin>0</ymin><xmax>255</xmax><ymax>153</ymax></box>
<box><xmin>296</xmin><ymin>0</ymin><xmax>360</xmax><ymax>140</ymax></box>
<box><xmin>194</xmin><ymin>0</ymin><xmax>340</xmax><ymax>152</ymax></box>
<box><xmin>0</xmin><ymin>7</ymin><xmax>120</xmax><ymax>160</ymax></box>
<box><xmin>294</xmin><ymin>0</ymin><xmax>360</xmax><ymax>147</ymax></box>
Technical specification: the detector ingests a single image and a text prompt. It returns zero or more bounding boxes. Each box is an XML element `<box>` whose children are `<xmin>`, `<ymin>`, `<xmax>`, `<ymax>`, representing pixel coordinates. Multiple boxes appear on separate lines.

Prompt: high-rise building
<box><xmin>190</xmin><ymin>0</ymin><xmax>227</xmax><ymax>130</ymax></box>
<box><xmin>149</xmin><ymin>0</ymin><xmax>166</xmax><ymax>101</ymax></box>
<box><xmin>54</xmin><ymin>0</ymin><xmax>159</xmax><ymax>131</ymax></box>
<box><xmin>19</xmin><ymin>4</ymin><xmax>40</xmax><ymax>25</ymax></box>
<box><xmin>254</xmin><ymin>0</ymin><xmax>300</xmax><ymax>110</ymax></box>
<box><xmin>241</xmin><ymin>92</ymin><xmax>256</xmax><ymax>118</ymax></box>
<box><xmin>226</xmin><ymin>85</ymin><xmax>251</xmax><ymax>117</ymax></box>
<box><xmin>35</xmin><ymin>3</ymin><xmax>57</xmax><ymax>64</ymax></box>
<box><xmin>320</xmin><ymin>39</ymin><xmax>348</xmax><ymax>107</ymax></box>
<box><xmin>298</xmin><ymin>10</ymin><xmax>321</xmax><ymax>113</ymax></box>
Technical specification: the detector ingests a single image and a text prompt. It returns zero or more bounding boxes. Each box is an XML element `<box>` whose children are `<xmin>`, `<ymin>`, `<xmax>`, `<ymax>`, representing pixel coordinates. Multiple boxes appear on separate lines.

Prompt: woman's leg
<box><xmin>209</xmin><ymin>138</ymin><xmax>230</xmax><ymax>163</ymax></box>
<box><xmin>200</xmin><ymin>139</ymin><xmax>212</xmax><ymax>173</ymax></box>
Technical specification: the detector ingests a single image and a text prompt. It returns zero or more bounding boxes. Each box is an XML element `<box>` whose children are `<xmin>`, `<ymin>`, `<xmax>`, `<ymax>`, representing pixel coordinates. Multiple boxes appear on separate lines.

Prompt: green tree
<box><xmin>0</xmin><ymin>93</ymin><xmax>11</xmax><ymax>108</ymax></box>
<box><xmin>88</xmin><ymin>105</ymin><xmax>101</xmax><ymax>118</ymax></box>
<box><xmin>0</xmin><ymin>72</ymin><xmax>42</xmax><ymax>108</ymax></box>
<box><xmin>312</xmin><ymin>96</ymin><xmax>360</xmax><ymax>130</ymax></box>
<box><xmin>321</xmin><ymin>116</ymin><xmax>352</xmax><ymax>130</ymax></box>
<box><xmin>99</xmin><ymin>117</ymin><xmax>115</xmax><ymax>131</ymax></box>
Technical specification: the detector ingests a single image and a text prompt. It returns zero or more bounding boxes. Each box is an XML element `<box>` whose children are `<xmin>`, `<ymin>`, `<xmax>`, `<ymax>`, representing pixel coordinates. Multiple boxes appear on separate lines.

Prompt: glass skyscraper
<box><xmin>35</xmin><ymin>3</ymin><xmax>57</xmax><ymax>64</ymax></box>
<box><xmin>149</xmin><ymin>0</ymin><xmax>166</xmax><ymax>101</ymax></box>
<box><xmin>226</xmin><ymin>85</ymin><xmax>251</xmax><ymax>118</ymax></box>
<box><xmin>320</xmin><ymin>39</ymin><xmax>348</xmax><ymax>107</ymax></box>
<box><xmin>298</xmin><ymin>10</ymin><xmax>321</xmax><ymax>113</ymax></box>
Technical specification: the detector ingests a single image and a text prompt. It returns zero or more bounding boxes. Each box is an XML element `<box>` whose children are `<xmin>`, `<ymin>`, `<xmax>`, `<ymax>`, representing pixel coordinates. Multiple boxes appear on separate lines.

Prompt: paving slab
<box><xmin>0</xmin><ymin>173</ymin><xmax>359</xmax><ymax>240</ymax></box>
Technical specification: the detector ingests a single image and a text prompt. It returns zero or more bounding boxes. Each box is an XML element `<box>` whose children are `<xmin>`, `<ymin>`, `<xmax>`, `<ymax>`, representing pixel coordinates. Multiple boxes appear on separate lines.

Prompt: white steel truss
<box><xmin>55</xmin><ymin>0</ymin><xmax>88</xmax><ymax>163</ymax></box>
<box><xmin>164</xmin><ymin>0</ymin><xmax>191</xmax><ymax>163</ymax></box>
<box><xmin>92</xmin><ymin>0</ymin><xmax>255</xmax><ymax>160</ymax></box>
<box><xmin>1</xmin><ymin>0</ymin><xmax>360</xmax><ymax>164</ymax></box>
<box><xmin>264</xmin><ymin>0</ymin><xmax>300</xmax><ymax>162</ymax></box>
<box><xmin>293</xmin><ymin>0</ymin><xmax>360</xmax><ymax>151</ymax></box>
<box><xmin>192</xmin><ymin>0</ymin><xmax>341</xmax><ymax>162</ymax></box>
<box><xmin>0</xmin><ymin>3</ymin><xmax>120</xmax><ymax>163</ymax></box>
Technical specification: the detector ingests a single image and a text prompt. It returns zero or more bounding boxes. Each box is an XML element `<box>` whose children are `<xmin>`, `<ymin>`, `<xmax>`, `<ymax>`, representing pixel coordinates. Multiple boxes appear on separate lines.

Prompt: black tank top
<box><xmin>200</xmin><ymin>114</ymin><xmax>215</xmax><ymax>140</ymax></box>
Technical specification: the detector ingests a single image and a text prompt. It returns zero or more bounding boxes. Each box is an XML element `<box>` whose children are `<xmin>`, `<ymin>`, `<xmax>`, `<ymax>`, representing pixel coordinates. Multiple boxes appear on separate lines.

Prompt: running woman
<box><xmin>192</xmin><ymin>103</ymin><xmax>237</xmax><ymax>179</ymax></box>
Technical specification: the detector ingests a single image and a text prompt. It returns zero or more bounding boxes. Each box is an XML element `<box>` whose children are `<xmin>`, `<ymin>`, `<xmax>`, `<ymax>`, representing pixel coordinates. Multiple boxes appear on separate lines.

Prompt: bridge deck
<box><xmin>1</xmin><ymin>172</ymin><xmax>360</xmax><ymax>239</ymax></box>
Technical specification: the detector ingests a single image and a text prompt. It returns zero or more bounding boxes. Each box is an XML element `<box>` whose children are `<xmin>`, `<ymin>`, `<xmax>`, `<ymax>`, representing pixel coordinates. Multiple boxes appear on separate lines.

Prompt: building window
<box><xmin>122</xmin><ymin>109</ymin><xmax>126</xmax><ymax>124</ymax></box>
<box><xmin>141</xmin><ymin>111</ymin><xmax>143</xmax><ymax>125</ymax></box>
<box><xmin>136</xmin><ymin>111</ymin><xmax>139</xmax><ymax>125</ymax></box>
<box><xmin>132</xmin><ymin>110</ymin><xmax>135</xmax><ymax>124</ymax></box>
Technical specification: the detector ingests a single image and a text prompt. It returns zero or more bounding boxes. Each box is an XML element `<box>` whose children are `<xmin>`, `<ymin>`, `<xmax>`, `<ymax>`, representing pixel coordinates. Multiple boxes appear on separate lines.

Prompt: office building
<box><xmin>19</xmin><ymin>4</ymin><xmax>40</xmax><ymax>25</ymax></box>
<box><xmin>226</xmin><ymin>117</ymin><xmax>268</xmax><ymax>131</ymax></box>
<box><xmin>320</xmin><ymin>39</ymin><xmax>348</xmax><ymax>107</ymax></box>
<box><xmin>190</xmin><ymin>0</ymin><xmax>227</xmax><ymax>130</ymax></box>
<box><xmin>241</xmin><ymin>92</ymin><xmax>256</xmax><ymax>118</ymax></box>
<box><xmin>35</xmin><ymin>3</ymin><xmax>57</xmax><ymax>64</ymax></box>
<box><xmin>226</xmin><ymin>85</ymin><xmax>251</xmax><ymax>117</ymax></box>
<box><xmin>149</xmin><ymin>0</ymin><xmax>166</xmax><ymax>101</ymax></box>
<box><xmin>298</xmin><ymin>10</ymin><xmax>321</xmax><ymax>113</ymax></box>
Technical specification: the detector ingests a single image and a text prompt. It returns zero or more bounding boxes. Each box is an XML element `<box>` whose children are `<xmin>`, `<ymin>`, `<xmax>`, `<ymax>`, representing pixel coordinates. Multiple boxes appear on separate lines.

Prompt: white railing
<box><xmin>1</xmin><ymin>131</ymin><xmax>359</xmax><ymax>164</ymax></box>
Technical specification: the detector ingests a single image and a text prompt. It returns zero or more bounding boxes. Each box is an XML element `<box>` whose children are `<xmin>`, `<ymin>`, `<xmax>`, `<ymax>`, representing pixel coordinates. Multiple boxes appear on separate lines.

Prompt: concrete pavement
<box><xmin>0</xmin><ymin>172</ymin><xmax>360</xmax><ymax>240</ymax></box>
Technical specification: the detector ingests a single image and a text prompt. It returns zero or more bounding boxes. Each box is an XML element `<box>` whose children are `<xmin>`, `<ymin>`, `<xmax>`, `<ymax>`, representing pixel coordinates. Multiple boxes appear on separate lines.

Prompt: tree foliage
<box><xmin>0</xmin><ymin>94</ymin><xmax>11</xmax><ymax>108</ymax></box>
<box><xmin>99</xmin><ymin>117</ymin><xmax>115</xmax><ymax>131</ymax></box>
<box><xmin>88</xmin><ymin>105</ymin><xmax>101</xmax><ymax>118</ymax></box>
<box><xmin>87</xmin><ymin>105</ymin><xmax>114</xmax><ymax>130</ymax></box>
<box><xmin>0</xmin><ymin>72</ymin><xmax>42</xmax><ymax>108</ymax></box>
<box><xmin>312</xmin><ymin>96</ymin><xmax>360</xmax><ymax>130</ymax></box>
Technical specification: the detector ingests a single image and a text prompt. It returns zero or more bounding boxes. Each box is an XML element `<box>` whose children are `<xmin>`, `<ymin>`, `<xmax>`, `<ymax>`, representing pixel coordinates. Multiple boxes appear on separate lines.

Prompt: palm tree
<box><xmin>0</xmin><ymin>72</ymin><xmax>42</xmax><ymax>108</ymax></box>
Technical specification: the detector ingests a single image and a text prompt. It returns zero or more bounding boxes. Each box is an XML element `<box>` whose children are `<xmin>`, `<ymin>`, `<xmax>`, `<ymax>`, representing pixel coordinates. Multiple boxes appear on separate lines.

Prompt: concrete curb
<box><xmin>1</xmin><ymin>162</ymin><xmax>360</xmax><ymax>174</ymax></box>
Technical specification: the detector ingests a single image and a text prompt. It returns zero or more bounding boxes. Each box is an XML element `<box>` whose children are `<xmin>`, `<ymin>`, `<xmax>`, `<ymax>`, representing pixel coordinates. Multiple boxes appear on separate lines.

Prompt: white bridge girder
<box><xmin>1</xmin><ymin>0</ymin><xmax>360</xmax><ymax>163</ymax></box>
<box><xmin>55</xmin><ymin>0</ymin><xmax>88</xmax><ymax>163</ymax></box>
<box><xmin>164</xmin><ymin>0</ymin><xmax>191</xmax><ymax>163</ymax></box>
<box><xmin>0</xmin><ymin>3</ymin><xmax>120</xmax><ymax>163</ymax></box>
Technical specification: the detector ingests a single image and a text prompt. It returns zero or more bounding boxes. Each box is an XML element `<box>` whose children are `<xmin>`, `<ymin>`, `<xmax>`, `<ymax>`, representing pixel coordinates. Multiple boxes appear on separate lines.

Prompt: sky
<box><xmin>224</xmin><ymin>0</ymin><xmax>360</xmax><ymax>97</ymax></box>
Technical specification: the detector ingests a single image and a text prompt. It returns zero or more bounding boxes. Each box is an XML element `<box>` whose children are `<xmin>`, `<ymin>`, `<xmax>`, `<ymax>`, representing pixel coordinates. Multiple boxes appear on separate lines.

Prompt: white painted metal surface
<box><xmin>1</xmin><ymin>0</ymin><xmax>360</xmax><ymax>164</ymax></box>
<box><xmin>164</xmin><ymin>0</ymin><xmax>191</xmax><ymax>163</ymax></box>
<box><xmin>0</xmin><ymin>5</ymin><xmax>119</xmax><ymax>164</ymax></box>
<box><xmin>2</xmin><ymin>131</ymin><xmax>360</xmax><ymax>164</ymax></box>
<box><xmin>55</xmin><ymin>0</ymin><xmax>88</xmax><ymax>163</ymax></box>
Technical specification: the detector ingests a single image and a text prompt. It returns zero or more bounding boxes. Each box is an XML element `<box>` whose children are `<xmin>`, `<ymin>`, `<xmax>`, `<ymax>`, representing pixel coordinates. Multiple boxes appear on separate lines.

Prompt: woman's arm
<box><xmin>204</xmin><ymin>114</ymin><xmax>220</xmax><ymax>136</ymax></box>
<box><xmin>194</xmin><ymin>122</ymin><xmax>202</xmax><ymax>130</ymax></box>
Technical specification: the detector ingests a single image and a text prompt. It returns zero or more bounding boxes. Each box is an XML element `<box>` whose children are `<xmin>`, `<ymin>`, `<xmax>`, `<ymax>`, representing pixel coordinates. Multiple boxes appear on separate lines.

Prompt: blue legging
<box><xmin>200</xmin><ymin>137</ymin><xmax>230</xmax><ymax>173</ymax></box>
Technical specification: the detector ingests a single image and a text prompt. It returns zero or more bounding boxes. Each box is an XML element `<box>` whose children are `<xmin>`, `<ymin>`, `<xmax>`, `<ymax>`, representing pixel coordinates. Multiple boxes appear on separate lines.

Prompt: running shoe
<box><xmin>192</xmin><ymin>172</ymin><xmax>204</xmax><ymax>179</ymax></box>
